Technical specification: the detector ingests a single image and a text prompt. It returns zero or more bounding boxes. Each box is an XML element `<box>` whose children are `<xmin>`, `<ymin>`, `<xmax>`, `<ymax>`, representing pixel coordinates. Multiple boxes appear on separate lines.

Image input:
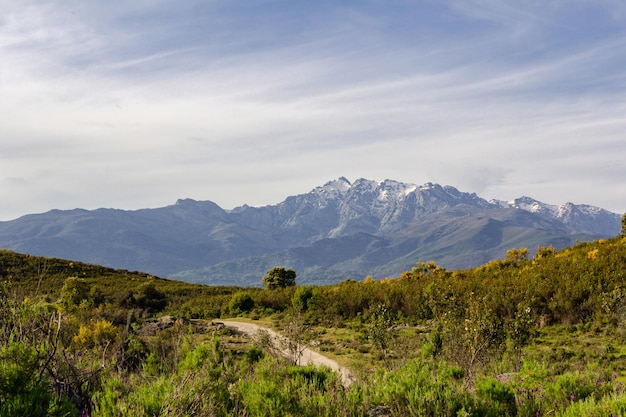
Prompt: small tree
<box><xmin>262</xmin><ymin>267</ymin><xmax>296</xmax><ymax>290</ymax></box>
<box><xmin>367</xmin><ymin>303</ymin><xmax>396</xmax><ymax>368</ymax></box>
<box><xmin>282</xmin><ymin>307</ymin><xmax>314</xmax><ymax>365</ymax></box>
<box><xmin>460</xmin><ymin>295</ymin><xmax>505</xmax><ymax>387</ymax></box>
<box><xmin>620</xmin><ymin>213</ymin><xmax>626</xmax><ymax>237</ymax></box>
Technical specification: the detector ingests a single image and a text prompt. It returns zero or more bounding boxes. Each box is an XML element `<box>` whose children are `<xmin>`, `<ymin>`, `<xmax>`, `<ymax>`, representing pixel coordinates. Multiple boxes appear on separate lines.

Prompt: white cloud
<box><xmin>0</xmin><ymin>0</ymin><xmax>625</xmax><ymax>220</ymax></box>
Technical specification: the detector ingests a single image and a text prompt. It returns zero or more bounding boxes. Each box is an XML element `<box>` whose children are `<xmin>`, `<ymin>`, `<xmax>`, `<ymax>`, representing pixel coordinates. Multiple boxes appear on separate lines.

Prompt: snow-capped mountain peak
<box><xmin>377</xmin><ymin>179</ymin><xmax>418</xmax><ymax>201</ymax></box>
<box><xmin>312</xmin><ymin>177</ymin><xmax>352</xmax><ymax>199</ymax></box>
<box><xmin>506</xmin><ymin>196</ymin><xmax>558</xmax><ymax>216</ymax></box>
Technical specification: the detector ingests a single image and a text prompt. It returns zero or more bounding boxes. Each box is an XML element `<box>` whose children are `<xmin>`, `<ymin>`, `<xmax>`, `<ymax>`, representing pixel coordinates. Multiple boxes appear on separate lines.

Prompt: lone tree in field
<box><xmin>621</xmin><ymin>213</ymin><xmax>626</xmax><ymax>237</ymax></box>
<box><xmin>263</xmin><ymin>267</ymin><xmax>296</xmax><ymax>290</ymax></box>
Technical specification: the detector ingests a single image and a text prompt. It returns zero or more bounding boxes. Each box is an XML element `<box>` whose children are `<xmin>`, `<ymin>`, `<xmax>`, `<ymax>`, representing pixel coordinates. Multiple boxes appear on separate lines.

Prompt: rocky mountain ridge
<box><xmin>0</xmin><ymin>178</ymin><xmax>620</xmax><ymax>285</ymax></box>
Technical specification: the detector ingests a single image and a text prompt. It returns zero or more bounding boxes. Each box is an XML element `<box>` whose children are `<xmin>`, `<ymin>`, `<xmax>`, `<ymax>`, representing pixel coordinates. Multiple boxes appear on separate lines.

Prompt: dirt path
<box><xmin>220</xmin><ymin>320</ymin><xmax>355</xmax><ymax>387</ymax></box>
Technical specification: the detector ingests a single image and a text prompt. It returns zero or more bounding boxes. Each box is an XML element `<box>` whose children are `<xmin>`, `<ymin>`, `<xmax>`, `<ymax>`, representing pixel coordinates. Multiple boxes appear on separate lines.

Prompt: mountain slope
<box><xmin>174</xmin><ymin>205</ymin><xmax>596</xmax><ymax>285</ymax></box>
<box><xmin>0</xmin><ymin>178</ymin><xmax>620</xmax><ymax>285</ymax></box>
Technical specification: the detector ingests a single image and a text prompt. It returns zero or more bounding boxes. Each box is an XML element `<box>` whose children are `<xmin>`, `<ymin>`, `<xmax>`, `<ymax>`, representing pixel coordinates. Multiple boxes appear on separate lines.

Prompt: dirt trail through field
<box><xmin>221</xmin><ymin>320</ymin><xmax>355</xmax><ymax>387</ymax></box>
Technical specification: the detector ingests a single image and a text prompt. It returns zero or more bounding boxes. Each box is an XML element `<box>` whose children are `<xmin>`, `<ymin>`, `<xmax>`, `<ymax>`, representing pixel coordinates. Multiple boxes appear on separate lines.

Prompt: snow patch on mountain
<box><xmin>506</xmin><ymin>197</ymin><xmax>559</xmax><ymax>217</ymax></box>
<box><xmin>378</xmin><ymin>180</ymin><xmax>418</xmax><ymax>202</ymax></box>
<box><xmin>311</xmin><ymin>177</ymin><xmax>351</xmax><ymax>199</ymax></box>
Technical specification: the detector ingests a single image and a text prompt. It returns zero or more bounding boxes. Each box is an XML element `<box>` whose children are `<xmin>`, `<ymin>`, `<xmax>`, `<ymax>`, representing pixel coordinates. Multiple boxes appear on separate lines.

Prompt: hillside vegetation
<box><xmin>2</xmin><ymin>230</ymin><xmax>626</xmax><ymax>416</ymax></box>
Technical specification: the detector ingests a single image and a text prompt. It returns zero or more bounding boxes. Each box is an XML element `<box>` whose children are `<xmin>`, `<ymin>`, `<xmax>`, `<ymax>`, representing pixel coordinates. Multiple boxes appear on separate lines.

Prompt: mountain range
<box><xmin>0</xmin><ymin>177</ymin><xmax>620</xmax><ymax>286</ymax></box>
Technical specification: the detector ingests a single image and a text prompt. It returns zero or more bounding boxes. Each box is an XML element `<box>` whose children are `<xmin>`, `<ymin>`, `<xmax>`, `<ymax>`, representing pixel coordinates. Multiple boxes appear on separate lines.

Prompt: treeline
<box><xmin>2</xmin><ymin>234</ymin><xmax>626</xmax><ymax>416</ymax></box>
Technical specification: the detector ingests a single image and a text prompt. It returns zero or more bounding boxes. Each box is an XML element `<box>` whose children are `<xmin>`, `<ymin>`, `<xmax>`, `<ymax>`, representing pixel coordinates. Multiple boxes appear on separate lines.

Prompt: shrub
<box><xmin>58</xmin><ymin>277</ymin><xmax>91</xmax><ymax>313</ymax></box>
<box><xmin>367</xmin><ymin>359</ymin><xmax>470</xmax><ymax>416</ymax></box>
<box><xmin>475</xmin><ymin>378</ymin><xmax>517</xmax><ymax>417</ymax></box>
<box><xmin>229</xmin><ymin>291</ymin><xmax>255</xmax><ymax>314</ymax></box>
<box><xmin>292</xmin><ymin>286</ymin><xmax>314</xmax><ymax>312</ymax></box>
<box><xmin>73</xmin><ymin>319</ymin><xmax>118</xmax><ymax>349</ymax></box>
<box><xmin>0</xmin><ymin>340</ymin><xmax>77</xmax><ymax>416</ymax></box>
<box><xmin>557</xmin><ymin>392</ymin><xmax>626</xmax><ymax>417</ymax></box>
<box><xmin>135</xmin><ymin>283</ymin><xmax>168</xmax><ymax>312</ymax></box>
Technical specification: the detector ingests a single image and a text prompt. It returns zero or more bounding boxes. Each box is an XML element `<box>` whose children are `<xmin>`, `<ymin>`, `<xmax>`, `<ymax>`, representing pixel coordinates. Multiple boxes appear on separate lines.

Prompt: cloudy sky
<box><xmin>2</xmin><ymin>0</ymin><xmax>625</xmax><ymax>221</ymax></box>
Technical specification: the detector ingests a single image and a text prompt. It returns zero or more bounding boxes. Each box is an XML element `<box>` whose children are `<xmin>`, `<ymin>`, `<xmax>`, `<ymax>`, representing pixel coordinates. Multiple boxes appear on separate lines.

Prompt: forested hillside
<box><xmin>0</xmin><ymin>178</ymin><xmax>619</xmax><ymax>285</ymax></box>
<box><xmin>2</xmin><ymin>229</ymin><xmax>626</xmax><ymax>416</ymax></box>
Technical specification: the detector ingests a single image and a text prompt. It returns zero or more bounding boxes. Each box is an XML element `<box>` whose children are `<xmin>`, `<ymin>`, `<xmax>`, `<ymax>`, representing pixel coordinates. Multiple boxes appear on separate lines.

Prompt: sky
<box><xmin>1</xmin><ymin>0</ymin><xmax>626</xmax><ymax>221</ymax></box>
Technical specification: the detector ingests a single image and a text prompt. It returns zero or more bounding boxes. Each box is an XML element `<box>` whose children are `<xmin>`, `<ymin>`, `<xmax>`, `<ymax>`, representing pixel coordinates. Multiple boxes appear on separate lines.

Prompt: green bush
<box><xmin>236</xmin><ymin>358</ymin><xmax>354</xmax><ymax>417</ymax></box>
<box><xmin>557</xmin><ymin>392</ymin><xmax>626</xmax><ymax>417</ymax></box>
<box><xmin>135</xmin><ymin>282</ymin><xmax>168</xmax><ymax>312</ymax></box>
<box><xmin>292</xmin><ymin>286</ymin><xmax>314</xmax><ymax>312</ymax></box>
<box><xmin>0</xmin><ymin>340</ymin><xmax>77</xmax><ymax>417</ymax></box>
<box><xmin>93</xmin><ymin>374</ymin><xmax>170</xmax><ymax>417</ymax></box>
<box><xmin>229</xmin><ymin>291</ymin><xmax>255</xmax><ymax>314</ymax></box>
<box><xmin>366</xmin><ymin>359</ymin><xmax>470</xmax><ymax>416</ymax></box>
<box><xmin>475</xmin><ymin>378</ymin><xmax>517</xmax><ymax>417</ymax></box>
